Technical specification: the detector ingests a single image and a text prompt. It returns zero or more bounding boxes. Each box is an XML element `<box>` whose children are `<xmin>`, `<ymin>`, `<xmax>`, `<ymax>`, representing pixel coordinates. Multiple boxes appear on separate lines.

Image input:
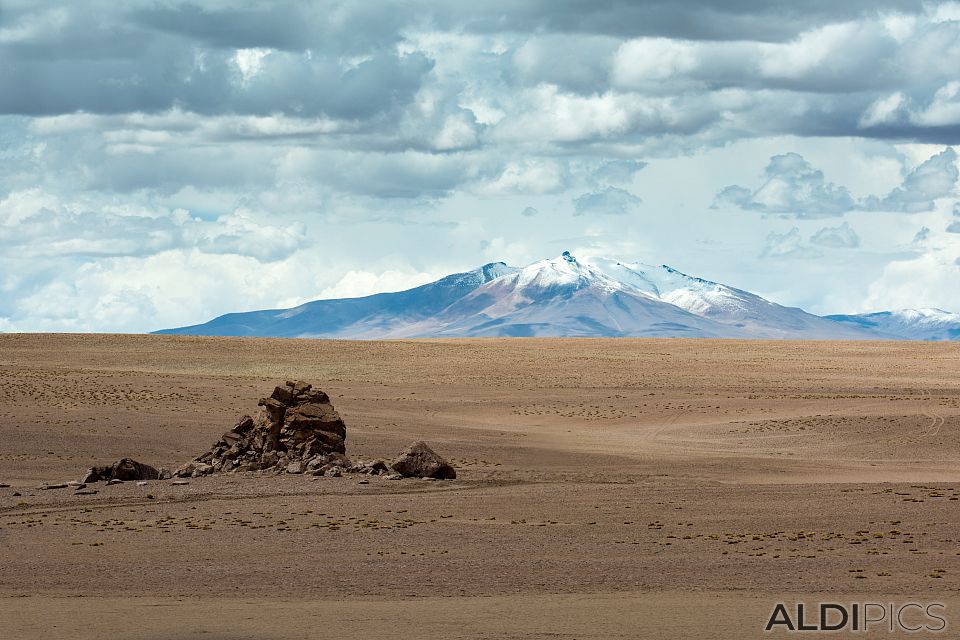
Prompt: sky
<box><xmin>2</xmin><ymin>0</ymin><xmax>960</xmax><ymax>332</ymax></box>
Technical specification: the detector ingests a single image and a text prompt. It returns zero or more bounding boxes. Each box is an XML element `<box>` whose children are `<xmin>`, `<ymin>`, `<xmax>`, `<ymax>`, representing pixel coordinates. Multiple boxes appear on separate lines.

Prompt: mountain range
<box><xmin>156</xmin><ymin>252</ymin><xmax>960</xmax><ymax>340</ymax></box>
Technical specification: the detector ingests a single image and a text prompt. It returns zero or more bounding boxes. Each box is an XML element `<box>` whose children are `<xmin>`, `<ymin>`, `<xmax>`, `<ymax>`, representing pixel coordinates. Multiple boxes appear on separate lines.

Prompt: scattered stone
<box><xmin>390</xmin><ymin>441</ymin><xmax>456</xmax><ymax>479</ymax></box>
<box><xmin>39</xmin><ymin>483</ymin><xmax>69</xmax><ymax>490</ymax></box>
<box><xmin>81</xmin><ymin>458</ymin><xmax>160</xmax><ymax>484</ymax></box>
<box><xmin>66</xmin><ymin>481</ymin><xmax>85</xmax><ymax>488</ymax></box>
<box><xmin>323</xmin><ymin>467</ymin><xmax>343</xmax><ymax>478</ymax></box>
<box><xmin>285</xmin><ymin>461</ymin><xmax>304</xmax><ymax>474</ymax></box>
<box><xmin>351</xmin><ymin>459</ymin><xmax>390</xmax><ymax>475</ymax></box>
<box><xmin>136</xmin><ymin>481</ymin><xmax>148</xmax><ymax>487</ymax></box>
<box><xmin>0</xmin><ymin>483</ymin><xmax>9</xmax><ymax>488</ymax></box>
<box><xmin>107</xmin><ymin>479</ymin><xmax>124</xmax><ymax>485</ymax></box>
<box><xmin>179</xmin><ymin>381</ymin><xmax>349</xmax><ymax>476</ymax></box>
<box><xmin>171</xmin><ymin>480</ymin><xmax>190</xmax><ymax>486</ymax></box>
<box><xmin>358</xmin><ymin>479</ymin><xmax>369</xmax><ymax>485</ymax></box>
<box><xmin>12</xmin><ymin>491</ymin><xmax>21</xmax><ymax>496</ymax></box>
<box><xmin>386</xmin><ymin>474</ymin><xmax>403</xmax><ymax>480</ymax></box>
<box><xmin>74</xmin><ymin>489</ymin><xmax>98</xmax><ymax>495</ymax></box>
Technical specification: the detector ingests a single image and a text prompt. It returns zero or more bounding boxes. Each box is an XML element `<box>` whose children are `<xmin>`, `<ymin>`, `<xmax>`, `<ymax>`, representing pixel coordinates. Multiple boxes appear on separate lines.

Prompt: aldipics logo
<box><xmin>765</xmin><ymin>603</ymin><xmax>947</xmax><ymax>633</ymax></box>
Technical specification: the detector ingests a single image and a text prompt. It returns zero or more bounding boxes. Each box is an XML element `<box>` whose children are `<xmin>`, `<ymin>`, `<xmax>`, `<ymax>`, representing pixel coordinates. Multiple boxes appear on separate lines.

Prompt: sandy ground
<box><xmin>2</xmin><ymin>334</ymin><xmax>960</xmax><ymax>638</ymax></box>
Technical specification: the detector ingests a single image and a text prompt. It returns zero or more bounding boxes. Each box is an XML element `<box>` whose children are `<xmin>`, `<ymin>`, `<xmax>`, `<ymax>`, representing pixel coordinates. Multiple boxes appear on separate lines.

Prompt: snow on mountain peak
<box><xmin>889</xmin><ymin>308</ymin><xmax>960</xmax><ymax>324</ymax></box>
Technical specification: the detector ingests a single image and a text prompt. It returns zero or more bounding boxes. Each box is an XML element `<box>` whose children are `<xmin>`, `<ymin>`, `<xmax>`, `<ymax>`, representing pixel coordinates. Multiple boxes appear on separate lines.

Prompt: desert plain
<box><xmin>2</xmin><ymin>334</ymin><xmax>960</xmax><ymax>639</ymax></box>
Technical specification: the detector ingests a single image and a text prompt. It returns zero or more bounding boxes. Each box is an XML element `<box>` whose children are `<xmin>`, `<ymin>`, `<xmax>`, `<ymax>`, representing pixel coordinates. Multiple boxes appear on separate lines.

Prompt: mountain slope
<box><xmin>825</xmin><ymin>309</ymin><xmax>960</xmax><ymax>341</ymax></box>
<box><xmin>157</xmin><ymin>251</ymin><xmax>933</xmax><ymax>340</ymax></box>
<box><xmin>155</xmin><ymin>262</ymin><xmax>517</xmax><ymax>338</ymax></box>
<box><xmin>582</xmin><ymin>257</ymin><xmax>878</xmax><ymax>339</ymax></box>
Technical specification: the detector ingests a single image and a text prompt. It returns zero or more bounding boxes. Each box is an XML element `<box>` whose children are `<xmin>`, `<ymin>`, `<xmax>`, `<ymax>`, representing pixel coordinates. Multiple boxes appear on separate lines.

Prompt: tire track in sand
<box><xmin>919</xmin><ymin>388</ymin><xmax>945</xmax><ymax>437</ymax></box>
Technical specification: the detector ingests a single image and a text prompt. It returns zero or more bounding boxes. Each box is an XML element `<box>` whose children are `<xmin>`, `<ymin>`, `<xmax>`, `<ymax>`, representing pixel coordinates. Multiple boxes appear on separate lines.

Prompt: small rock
<box><xmin>12</xmin><ymin>491</ymin><xmax>21</xmax><ymax>496</ymax></box>
<box><xmin>136</xmin><ymin>481</ymin><xmax>148</xmax><ymax>487</ymax></box>
<box><xmin>39</xmin><ymin>483</ymin><xmax>69</xmax><ymax>490</ymax></box>
<box><xmin>323</xmin><ymin>467</ymin><xmax>342</xmax><ymax>478</ymax></box>
<box><xmin>285</xmin><ymin>461</ymin><xmax>304</xmax><ymax>474</ymax></box>
<box><xmin>0</xmin><ymin>482</ymin><xmax>10</xmax><ymax>488</ymax></box>
<box><xmin>74</xmin><ymin>489</ymin><xmax>98</xmax><ymax>495</ymax></box>
<box><xmin>107</xmin><ymin>479</ymin><xmax>124</xmax><ymax>485</ymax></box>
<box><xmin>171</xmin><ymin>480</ymin><xmax>190</xmax><ymax>486</ymax></box>
<box><xmin>358</xmin><ymin>479</ymin><xmax>369</xmax><ymax>485</ymax></box>
<box><xmin>386</xmin><ymin>474</ymin><xmax>403</xmax><ymax>480</ymax></box>
<box><xmin>390</xmin><ymin>441</ymin><xmax>456</xmax><ymax>480</ymax></box>
<box><xmin>192</xmin><ymin>463</ymin><xmax>213</xmax><ymax>478</ymax></box>
<box><xmin>66</xmin><ymin>481</ymin><xmax>85</xmax><ymax>488</ymax></box>
<box><xmin>221</xmin><ymin>430</ymin><xmax>244</xmax><ymax>446</ymax></box>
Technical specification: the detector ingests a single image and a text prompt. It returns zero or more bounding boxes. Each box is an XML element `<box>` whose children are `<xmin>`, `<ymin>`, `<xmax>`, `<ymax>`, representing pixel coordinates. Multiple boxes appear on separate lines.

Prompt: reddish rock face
<box><xmin>175</xmin><ymin>381</ymin><xmax>348</xmax><ymax>477</ymax></box>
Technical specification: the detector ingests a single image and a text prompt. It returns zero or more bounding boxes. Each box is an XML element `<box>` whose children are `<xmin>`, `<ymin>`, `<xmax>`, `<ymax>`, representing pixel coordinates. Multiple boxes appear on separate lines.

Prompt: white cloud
<box><xmin>474</xmin><ymin>159</ymin><xmax>566</xmax><ymax>196</ymax></box>
<box><xmin>912</xmin><ymin>81</ymin><xmax>960</xmax><ymax>127</ymax></box>
<box><xmin>863</xmin><ymin>147</ymin><xmax>958</xmax><ymax>212</ymax></box>
<box><xmin>612</xmin><ymin>38</ymin><xmax>699</xmax><ymax>85</ymax></box>
<box><xmin>11</xmin><ymin>250</ymin><xmax>316</xmax><ymax>332</ymax></box>
<box><xmin>0</xmin><ymin>188</ymin><xmax>61</xmax><ymax>225</ymax></box>
<box><xmin>859</xmin><ymin>92</ymin><xmax>907</xmax><ymax>128</ymax></box>
<box><xmin>713</xmin><ymin>152</ymin><xmax>855</xmax><ymax>217</ymax></box>
<box><xmin>760</xmin><ymin>227</ymin><xmax>823</xmax><ymax>259</ymax></box>
<box><xmin>810</xmin><ymin>222</ymin><xmax>861</xmax><ymax>248</ymax></box>
<box><xmin>719</xmin><ymin>148</ymin><xmax>958</xmax><ymax>216</ymax></box>
<box><xmin>863</xmin><ymin>251</ymin><xmax>960</xmax><ymax>312</ymax></box>
<box><xmin>431</xmin><ymin>113</ymin><xmax>478</xmax><ymax>151</ymax></box>
<box><xmin>316</xmin><ymin>268</ymin><xmax>439</xmax><ymax>300</ymax></box>
<box><xmin>573</xmin><ymin>186</ymin><xmax>642</xmax><ymax>216</ymax></box>
<box><xmin>234</xmin><ymin>48</ymin><xmax>273</xmax><ymax>86</ymax></box>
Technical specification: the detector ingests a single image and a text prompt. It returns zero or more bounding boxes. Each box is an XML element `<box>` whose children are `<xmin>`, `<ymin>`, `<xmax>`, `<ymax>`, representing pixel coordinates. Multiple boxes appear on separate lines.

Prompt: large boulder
<box><xmin>178</xmin><ymin>381</ymin><xmax>349</xmax><ymax>476</ymax></box>
<box><xmin>81</xmin><ymin>458</ymin><xmax>161</xmax><ymax>483</ymax></box>
<box><xmin>390</xmin><ymin>441</ymin><xmax>456</xmax><ymax>479</ymax></box>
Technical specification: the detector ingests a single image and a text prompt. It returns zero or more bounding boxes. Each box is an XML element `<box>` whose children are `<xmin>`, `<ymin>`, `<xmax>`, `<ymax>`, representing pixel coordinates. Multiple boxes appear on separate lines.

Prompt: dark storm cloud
<box><xmin>0</xmin><ymin>41</ymin><xmax>432</xmax><ymax>118</ymax></box>
<box><xmin>455</xmin><ymin>0</ymin><xmax>925</xmax><ymax>42</ymax></box>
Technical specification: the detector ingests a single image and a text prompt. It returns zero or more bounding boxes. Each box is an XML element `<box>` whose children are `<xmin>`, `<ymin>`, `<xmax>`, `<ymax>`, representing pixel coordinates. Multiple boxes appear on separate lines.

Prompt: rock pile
<box><xmin>176</xmin><ymin>380</ymin><xmax>351</xmax><ymax>477</ymax></box>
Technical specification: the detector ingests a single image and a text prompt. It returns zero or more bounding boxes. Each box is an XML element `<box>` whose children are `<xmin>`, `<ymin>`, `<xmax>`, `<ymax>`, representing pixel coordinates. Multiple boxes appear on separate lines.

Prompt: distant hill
<box><xmin>157</xmin><ymin>251</ymin><xmax>946</xmax><ymax>340</ymax></box>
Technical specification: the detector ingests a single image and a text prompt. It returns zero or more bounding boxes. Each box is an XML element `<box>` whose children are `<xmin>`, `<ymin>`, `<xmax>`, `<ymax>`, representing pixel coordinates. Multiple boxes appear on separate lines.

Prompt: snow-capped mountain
<box><xmin>825</xmin><ymin>309</ymin><xmax>960</xmax><ymax>341</ymax></box>
<box><xmin>156</xmin><ymin>251</ymin><xmax>946</xmax><ymax>340</ymax></box>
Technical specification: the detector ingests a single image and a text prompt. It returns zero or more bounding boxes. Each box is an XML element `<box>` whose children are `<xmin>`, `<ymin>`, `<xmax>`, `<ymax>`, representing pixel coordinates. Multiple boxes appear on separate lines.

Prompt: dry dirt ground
<box><xmin>2</xmin><ymin>334</ymin><xmax>960</xmax><ymax>639</ymax></box>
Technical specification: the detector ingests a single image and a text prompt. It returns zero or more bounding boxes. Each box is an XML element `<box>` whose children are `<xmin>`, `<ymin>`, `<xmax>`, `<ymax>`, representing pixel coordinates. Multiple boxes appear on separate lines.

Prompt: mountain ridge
<box><xmin>156</xmin><ymin>252</ymin><xmax>956</xmax><ymax>341</ymax></box>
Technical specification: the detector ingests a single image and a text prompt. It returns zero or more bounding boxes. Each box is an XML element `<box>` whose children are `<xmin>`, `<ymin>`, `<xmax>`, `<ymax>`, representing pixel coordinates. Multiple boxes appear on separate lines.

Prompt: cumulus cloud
<box><xmin>316</xmin><ymin>268</ymin><xmax>440</xmax><ymax>300</ymax></box>
<box><xmin>719</xmin><ymin>148</ymin><xmax>958</xmax><ymax>217</ymax></box>
<box><xmin>592</xmin><ymin>159</ymin><xmax>648</xmax><ymax>185</ymax></box>
<box><xmin>760</xmin><ymin>227</ymin><xmax>823</xmax><ymax>259</ymax></box>
<box><xmin>947</xmin><ymin>203</ymin><xmax>960</xmax><ymax>232</ymax></box>
<box><xmin>810</xmin><ymin>222</ymin><xmax>861</xmax><ymax>248</ymax></box>
<box><xmin>862</xmin><ymin>148</ymin><xmax>958</xmax><ymax>212</ymax></box>
<box><xmin>713</xmin><ymin>153</ymin><xmax>855</xmax><ymax>217</ymax></box>
<box><xmin>864</xmin><ymin>252</ymin><xmax>960</xmax><ymax>313</ymax></box>
<box><xmin>573</xmin><ymin>186</ymin><xmax>642</xmax><ymax>216</ymax></box>
<box><xmin>474</xmin><ymin>159</ymin><xmax>567</xmax><ymax>196</ymax></box>
<box><xmin>0</xmin><ymin>189</ymin><xmax>305</xmax><ymax>261</ymax></box>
